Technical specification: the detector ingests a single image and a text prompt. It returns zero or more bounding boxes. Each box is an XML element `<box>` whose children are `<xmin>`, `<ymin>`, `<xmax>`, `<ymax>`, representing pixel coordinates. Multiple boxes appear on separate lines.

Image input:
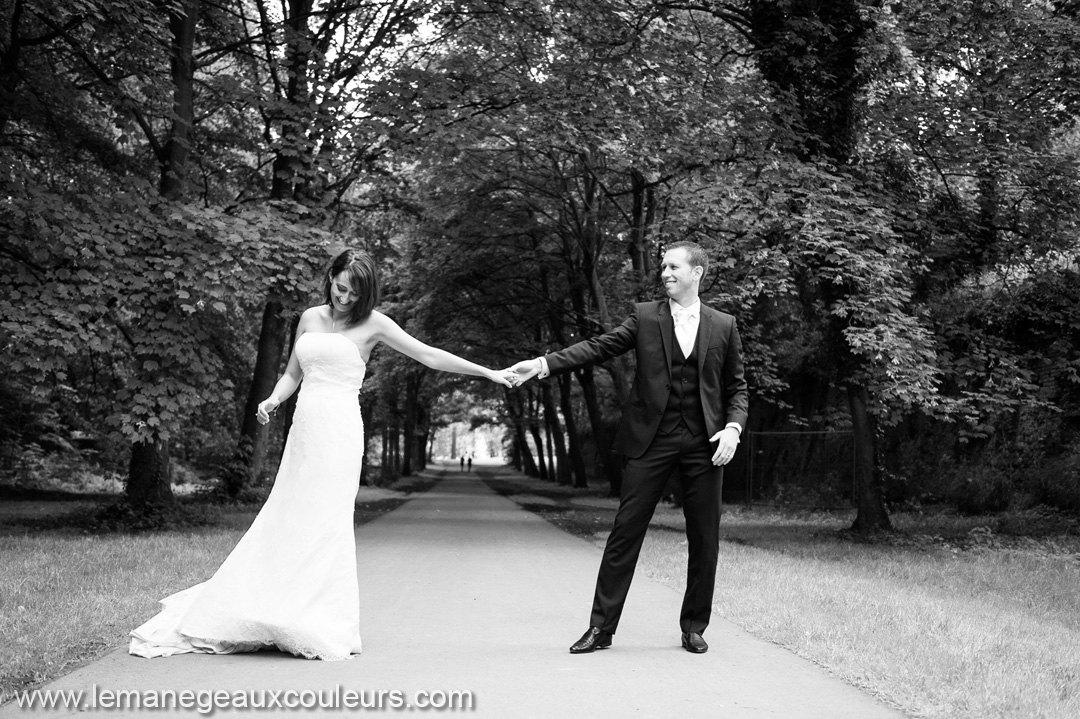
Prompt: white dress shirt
<box><xmin>671</xmin><ymin>298</ymin><xmax>700</xmax><ymax>359</ymax></box>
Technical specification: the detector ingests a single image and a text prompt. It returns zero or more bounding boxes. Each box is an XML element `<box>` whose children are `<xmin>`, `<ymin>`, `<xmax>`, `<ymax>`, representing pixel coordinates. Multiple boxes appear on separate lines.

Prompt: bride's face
<box><xmin>329</xmin><ymin>271</ymin><xmax>360</xmax><ymax>313</ymax></box>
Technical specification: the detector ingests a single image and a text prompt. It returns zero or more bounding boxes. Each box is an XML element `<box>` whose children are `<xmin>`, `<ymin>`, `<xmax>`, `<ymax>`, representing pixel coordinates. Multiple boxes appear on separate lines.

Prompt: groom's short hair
<box><xmin>666</xmin><ymin>240</ymin><xmax>709</xmax><ymax>278</ymax></box>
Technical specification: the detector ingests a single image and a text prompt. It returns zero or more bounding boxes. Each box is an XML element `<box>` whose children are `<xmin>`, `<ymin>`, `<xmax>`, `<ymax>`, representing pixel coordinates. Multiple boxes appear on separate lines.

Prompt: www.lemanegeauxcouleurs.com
<box><xmin>14</xmin><ymin>684</ymin><xmax>476</xmax><ymax>713</ymax></box>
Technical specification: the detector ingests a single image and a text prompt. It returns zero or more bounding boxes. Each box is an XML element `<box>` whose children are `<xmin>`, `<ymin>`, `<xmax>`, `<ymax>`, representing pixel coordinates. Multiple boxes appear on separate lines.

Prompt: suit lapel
<box><xmin>695</xmin><ymin>306</ymin><xmax>714</xmax><ymax>375</ymax></box>
<box><xmin>657</xmin><ymin>301</ymin><xmax>674</xmax><ymax>378</ymax></box>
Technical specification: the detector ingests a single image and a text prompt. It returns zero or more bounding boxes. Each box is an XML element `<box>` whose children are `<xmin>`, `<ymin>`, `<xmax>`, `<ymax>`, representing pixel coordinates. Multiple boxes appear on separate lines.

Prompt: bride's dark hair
<box><xmin>324</xmin><ymin>248</ymin><xmax>379</xmax><ymax>325</ymax></box>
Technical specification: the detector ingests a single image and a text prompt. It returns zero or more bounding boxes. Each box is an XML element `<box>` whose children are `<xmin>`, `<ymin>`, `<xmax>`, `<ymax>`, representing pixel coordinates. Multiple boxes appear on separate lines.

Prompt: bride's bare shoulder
<box><xmin>297</xmin><ymin>305</ymin><xmax>331</xmax><ymax>332</ymax></box>
<box><xmin>363</xmin><ymin>310</ymin><xmax>395</xmax><ymax>331</ymax></box>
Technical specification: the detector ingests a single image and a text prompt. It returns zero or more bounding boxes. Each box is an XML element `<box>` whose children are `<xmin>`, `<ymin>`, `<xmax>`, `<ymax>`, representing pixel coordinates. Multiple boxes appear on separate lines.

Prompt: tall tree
<box><xmin>232</xmin><ymin>0</ymin><xmax>428</xmax><ymax>491</ymax></box>
<box><xmin>1</xmin><ymin>0</ymin><xmax>333</xmax><ymax>512</ymax></box>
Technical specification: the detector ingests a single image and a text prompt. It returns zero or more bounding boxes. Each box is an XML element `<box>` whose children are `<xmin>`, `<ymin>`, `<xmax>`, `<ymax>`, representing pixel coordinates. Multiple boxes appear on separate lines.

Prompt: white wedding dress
<box><xmin>129</xmin><ymin>332</ymin><xmax>366</xmax><ymax>660</ymax></box>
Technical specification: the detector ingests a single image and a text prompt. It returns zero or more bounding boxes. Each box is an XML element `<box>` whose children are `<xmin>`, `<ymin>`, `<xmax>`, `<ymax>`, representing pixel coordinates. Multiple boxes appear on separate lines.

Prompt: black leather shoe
<box><xmin>681</xmin><ymin>632</ymin><xmax>708</xmax><ymax>654</ymax></box>
<box><xmin>570</xmin><ymin>627</ymin><xmax>612</xmax><ymax>654</ymax></box>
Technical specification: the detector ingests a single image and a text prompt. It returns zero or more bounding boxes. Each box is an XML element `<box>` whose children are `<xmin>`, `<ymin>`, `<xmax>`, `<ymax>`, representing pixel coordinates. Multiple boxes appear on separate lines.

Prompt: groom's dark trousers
<box><xmin>544</xmin><ymin>300</ymin><xmax>748</xmax><ymax>635</ymax></box>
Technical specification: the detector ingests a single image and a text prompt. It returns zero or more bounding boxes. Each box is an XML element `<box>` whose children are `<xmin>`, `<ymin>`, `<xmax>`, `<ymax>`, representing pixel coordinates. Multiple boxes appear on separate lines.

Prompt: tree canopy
<box><xmin>3</xmin><ymin>0</ymin><xmax>1080</xmax><ymax>528</ymax></box>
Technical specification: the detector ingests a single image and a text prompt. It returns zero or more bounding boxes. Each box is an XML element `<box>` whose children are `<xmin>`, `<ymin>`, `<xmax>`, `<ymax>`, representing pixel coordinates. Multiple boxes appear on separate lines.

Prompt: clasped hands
<box><xmin>500</xmin><ymin>359</ymin><xmax>542</xmax><ymax>389</ymax></box>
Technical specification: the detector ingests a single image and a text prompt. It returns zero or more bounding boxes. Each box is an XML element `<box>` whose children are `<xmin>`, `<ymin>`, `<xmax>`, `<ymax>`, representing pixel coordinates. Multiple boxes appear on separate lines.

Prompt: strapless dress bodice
<box><xmin>296</xmin><ymin>332</ymin><xmax>366</xmax><ymax>391</ymax></box>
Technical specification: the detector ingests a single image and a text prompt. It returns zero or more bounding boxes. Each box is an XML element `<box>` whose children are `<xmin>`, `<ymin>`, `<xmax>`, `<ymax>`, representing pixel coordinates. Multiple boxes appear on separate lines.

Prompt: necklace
<box><xmin>332</xmin><ymin>307</ymin><xmax>350</xmax><ymax>332</ymax></box>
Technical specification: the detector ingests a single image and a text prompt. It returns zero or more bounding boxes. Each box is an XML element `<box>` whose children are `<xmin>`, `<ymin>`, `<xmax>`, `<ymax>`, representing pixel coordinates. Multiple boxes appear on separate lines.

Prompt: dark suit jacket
<box><xmin>545</xmin><ymin>300</ymin><xmax>749</xmax><ymax>459</ymax></box>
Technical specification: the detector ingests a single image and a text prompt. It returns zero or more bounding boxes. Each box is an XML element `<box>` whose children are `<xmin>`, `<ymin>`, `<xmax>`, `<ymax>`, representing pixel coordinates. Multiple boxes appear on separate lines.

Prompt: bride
<box><xmin>129</xmin><ymin>248</ymin><xmax>518</xmax><ymax>660</ymax></box>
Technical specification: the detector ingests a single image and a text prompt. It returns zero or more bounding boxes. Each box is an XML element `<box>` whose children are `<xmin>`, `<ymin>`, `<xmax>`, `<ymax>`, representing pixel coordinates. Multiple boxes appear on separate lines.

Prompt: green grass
<box><xmin>655</xmin><ymin>526</ymin><xmax>1080</xmax><ymax>719</ymax></box>
<box><xmin>0</xmin><ymin>521</ymin><xmax>249</xmax><ymax>703</ymax></box>
<box><xmin>0</xmin><ymin>474</ymin><xmax>440</xmax><ymax>703</ymax></box>
<box><xmin>484</xmin><ymin>473</ymin><xmax>1080</xmax><ymax>719</ymax></box>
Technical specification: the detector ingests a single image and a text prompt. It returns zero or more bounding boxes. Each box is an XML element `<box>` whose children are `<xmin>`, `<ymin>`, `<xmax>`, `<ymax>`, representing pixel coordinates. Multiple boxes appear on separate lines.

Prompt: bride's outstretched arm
<box><xmin>373</xmin><ymin>311</ymin><xmax>516</xmax><ymax>388</ymax></box>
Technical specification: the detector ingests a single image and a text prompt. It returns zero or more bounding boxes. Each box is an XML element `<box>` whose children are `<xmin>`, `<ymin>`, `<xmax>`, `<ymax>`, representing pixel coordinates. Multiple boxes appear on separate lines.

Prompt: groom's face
<box><xmin>661</xmin><ymin>248</ymin><xmax>702</xmax><ymax>302</ymax></box>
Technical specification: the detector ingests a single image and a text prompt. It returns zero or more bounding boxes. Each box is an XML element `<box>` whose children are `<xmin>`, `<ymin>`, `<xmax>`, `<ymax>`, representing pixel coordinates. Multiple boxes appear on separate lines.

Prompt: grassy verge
<box><xmin>0</xmin><ymin>472</ymin><xmax>441</xmax><ymax>704</ymax></box>
<box><xmin>482</xmin><ymin>472</ymin><xmax>1080</xmax><ymax>719</ymax></box>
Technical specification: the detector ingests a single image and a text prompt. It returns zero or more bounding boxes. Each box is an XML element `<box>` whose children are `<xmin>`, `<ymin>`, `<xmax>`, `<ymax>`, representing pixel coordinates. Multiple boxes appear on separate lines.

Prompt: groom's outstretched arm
<box><xmin>510</xmin><ymin>311</ymin><xmax>638</xmax><ymax>384</ymax></box>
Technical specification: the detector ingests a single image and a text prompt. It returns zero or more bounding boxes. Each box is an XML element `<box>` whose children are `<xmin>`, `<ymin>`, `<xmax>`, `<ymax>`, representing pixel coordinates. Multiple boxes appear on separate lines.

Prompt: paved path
<box><xmin>3</xmin><ymin>469</ymin><xmax>906</xmax><ymax>718</ymax></box>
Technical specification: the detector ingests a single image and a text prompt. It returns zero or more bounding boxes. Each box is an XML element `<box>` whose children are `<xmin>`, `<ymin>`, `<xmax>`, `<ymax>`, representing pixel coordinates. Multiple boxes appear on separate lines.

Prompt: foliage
<box><xmin>0</xmin><ymin>442</ymin><xmax>124</xmax><ymax>495</ymax></box>
<box><xmin>3</xmin><ymin>0</ymin><xmax>1080</xmax><ymax>517</ymax></box>
<box><xmin>947</xmin><ymin>461</ymin><xmax>1015</xmax><ymax>515</ymax></box>
<box><xmin>0</xmin><ymin>170</ymin><xmax>330</xmax><ymax>446</ymax></box>
<box><xmin>1024</xmin><ymin>450</ymin><xmax>1080</xmax><ymax>513</ymax></box>
<box><xmin>873</xmin><ymin>1</ymin><xmax>1080</xmax><ymax>404</ymax></box>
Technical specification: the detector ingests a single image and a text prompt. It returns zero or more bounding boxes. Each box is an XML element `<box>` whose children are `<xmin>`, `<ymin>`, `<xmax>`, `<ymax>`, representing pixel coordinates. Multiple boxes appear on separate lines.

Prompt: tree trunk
<box><xmin>544</xmin><ymin>419</ymin><xmax>555</xmax><ymax>481</ymax></box>
<box><xmin>540</xmin><ymin>260</ymin><xmax>588</xmax><ymax>487</ymax></box>
<box><xmin>392</xmin><ymin>422</ymin><xmax>401</xmax><ymax>472</ymax></box>
<box><xmin>122</xmin><ymin>2</ymin><xmax>202</xmax><ymax>510</ymax></box>
<box><xmin>0</xmin><ymin>0</ymin><xmax>26</xmax><ymax>139</ymax></box>
<box><xmin>578</xmin><ymin>155</ymin><xmax>630</xmax><ymax>404</ymax></box>
<box><xmin>159</xmin><ymin>0</ymin><xmax>198</xmax><ymax>199</ymax></box>
<box><xmin>232</xmin><ymin>0</ymin><xmax>314</xmax><ymax>490</ymax></box>
<box><xmin>559</xmin><ymin>229</ymin><xmax>621</xmax><ymax>491</ymax></box>
<box><xmin>576</xmin><ymin>366</ymin><xmax>622</xmax><ymax>495</ymax></box>
<box><xmin>530</xmin><ymin>422</ymin><xmax>548</xmax><ymax>479</ymax></box>
<box><xmin>279</xmin><ymin>316</ymin><xmax>300</xmax><ymax>456</ymax></box>
<box><xmin>402</xmin><ymin>375</ymin><xmax>417</xmax><ymax>476</ymax></box>
<box><xmin>627</xmin><ymin>167</ymin><xmax>657</xmax><ymax>293</ymax></box>
<box><xmin>848</xmin><ymin>383</ymin><xmax>892</xmax><ymax>533</ymax></box>
<box><xmin>127</xmin><ymin>436</ymin><xmax>175</xmax><ymax>507</ymax></box>
<box><xmin>528</xmin><ymin>387</ymin><xmax>548</xmax><ymax>481</ymax></box>
<box><xmin>271</xmin><ymin>0</ymin><xmax>314</xmax><ymax>200</ymax></box>
<box><xmin>747</xmin><ymin>0</ymin><xmax>866</xmax><ymax>164</ymax></box>
<box><xmin>417</xmin><ymin>393</ymin><xmax>429</xmax><ymax>471</ymax></box>
<box><xmin>518</xmin><ymin>431</ymin><xmax>538</xmax><ymax>476</ymax></box>
<box><xmin>230</xmin><ymin>300</ymin><xmax>287</xmax><ymax>494</ymax></box>
<box><xmin>506</xmin><ymin>392</ymin><xmax>539</xmax><ymax>476</ymax></box>
<box><xmin>384</xmin><ymin>423</ymin><xmax>393</xmax><ymax>479</ymax></box>
<box><xmin>541</xmin><ymin>381</ymin><xmax>571</xmax><ymax>485</ymax></box>
<box><xmin>557</xmin><ymin>373</ymin><xmax>588</xmax><ymax>488</ymax></box>
<box><xmin>747</xmin><ymin>0</ymin><xmax>892</xmax><ymax>530</ymax></box>
<box><xmin>419</xmin><ymin>406</ymin><xmax>430</xmax><ymax>470</ymax></box>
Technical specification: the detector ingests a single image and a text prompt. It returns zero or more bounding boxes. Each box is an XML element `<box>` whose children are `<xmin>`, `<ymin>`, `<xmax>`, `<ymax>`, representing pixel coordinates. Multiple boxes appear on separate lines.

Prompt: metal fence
<box><xmin>744</xmin><ymin>430</ymin><xmax>855</xmax><ymax>508</ymax></box>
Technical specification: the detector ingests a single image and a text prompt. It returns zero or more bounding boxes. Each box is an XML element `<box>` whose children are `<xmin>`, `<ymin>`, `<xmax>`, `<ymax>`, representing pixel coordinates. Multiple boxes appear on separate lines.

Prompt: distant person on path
<box><xmin>511</xmin><ymin>241</ymin><xmax>748</xmax><ymax>655</ymax></box>
<box><xmin>460</xmin><ymin>455</ymin><xmax>465</xmax><ymax>472</ymax></box>
<box><xmin>129</xmin><ymin>248</ymin><xmax>519</xmax><ymax>661</ymax></box>
<box><xmin>467</xmin><ymin>454</ymin><xmax>472</xmax><ymax>472</ymax></box>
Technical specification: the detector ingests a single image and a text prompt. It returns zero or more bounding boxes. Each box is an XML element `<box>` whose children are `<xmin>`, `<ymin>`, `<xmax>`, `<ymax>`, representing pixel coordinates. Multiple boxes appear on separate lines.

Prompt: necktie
<box><xmin>673</xmin><ymin>307</ymin><xmax>696</xmax><ymax>358</ymax></box>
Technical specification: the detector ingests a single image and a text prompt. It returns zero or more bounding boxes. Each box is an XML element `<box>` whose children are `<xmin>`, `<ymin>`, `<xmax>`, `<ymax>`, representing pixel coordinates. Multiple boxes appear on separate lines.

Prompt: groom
<box><xmin>512</xmin><ymin>241</ymin><xmax>748</xmax><ymax>654</ymax></box>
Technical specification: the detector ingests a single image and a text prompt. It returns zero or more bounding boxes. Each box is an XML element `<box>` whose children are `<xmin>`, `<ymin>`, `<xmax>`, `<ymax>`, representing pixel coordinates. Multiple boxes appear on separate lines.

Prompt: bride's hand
<box><xmin>256</xmin><ymin>397</ymin><xmax>280</xmax><ymax>425</ymax></box>
<box><xmin>488</xmin><ymin>368</ymin><xmax>520</xmax><ymax>388</ymax></box>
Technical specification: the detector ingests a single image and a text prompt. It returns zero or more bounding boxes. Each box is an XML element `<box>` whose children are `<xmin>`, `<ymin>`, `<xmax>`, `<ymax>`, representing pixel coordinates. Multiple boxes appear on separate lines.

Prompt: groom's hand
<box><xmin>509</xmin><ymin>359</ymin><xmax>541</xmax><ymax>384</ymax></box>
<box><xmin>709</xmin><ymin>427</ymin><xmax>740</xmax><ymax>466</ymax></box>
